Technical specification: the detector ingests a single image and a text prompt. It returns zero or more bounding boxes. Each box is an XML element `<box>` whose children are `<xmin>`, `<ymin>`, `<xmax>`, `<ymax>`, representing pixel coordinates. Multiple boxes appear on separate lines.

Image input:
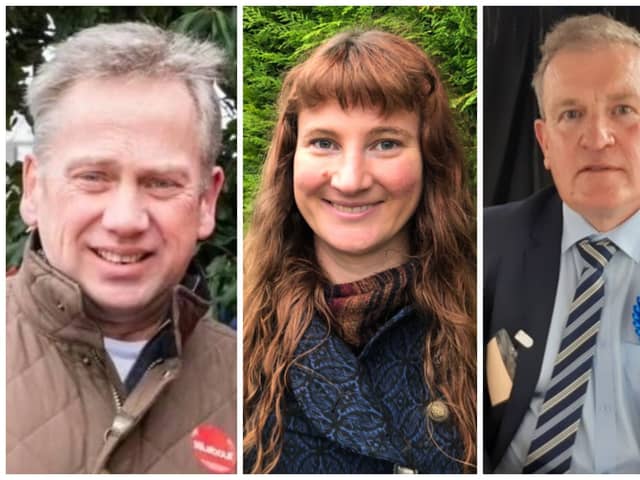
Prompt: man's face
<box><xmin>535</xmin><ymin>43</ymin><xmax>640</xmax><ymax>232</ymax></box>
<box><xmin>21</xmin><ymin>76</ymin><xmax>224</xmax><ymax>319</ymax></box>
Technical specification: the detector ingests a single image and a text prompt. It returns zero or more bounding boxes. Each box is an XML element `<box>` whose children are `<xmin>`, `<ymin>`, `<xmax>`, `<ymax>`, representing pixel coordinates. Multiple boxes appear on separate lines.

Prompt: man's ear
<box><xmin>534</xmin><ymin>119</ymin><xmax>551</xmax><ymax>170</ymax></box>
<box><xmin>19</xmin><ymin>154</ymin><xmax>41</xmax><ymax>227</ymax></box>
<box><xmin>197</xmin><ymin>165</ymin><xmax>225</xmax><ymax>239</ymax></box>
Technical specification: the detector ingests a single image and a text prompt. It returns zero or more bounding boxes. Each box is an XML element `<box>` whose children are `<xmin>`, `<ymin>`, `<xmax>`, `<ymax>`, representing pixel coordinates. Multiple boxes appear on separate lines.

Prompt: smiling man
<box><xmin>7</xmin><ymin>23</ymin><xmax>236</xmax><ymax>473</ymax></box>
<box><xmin>484</xmin><ymin>14</ymin><xmax>640</xmax><ymax>474</ymax></box>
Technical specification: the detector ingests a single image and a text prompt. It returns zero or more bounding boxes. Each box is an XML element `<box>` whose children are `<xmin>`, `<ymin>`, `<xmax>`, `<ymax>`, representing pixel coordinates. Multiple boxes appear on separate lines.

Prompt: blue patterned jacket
<box><xmin>248</xmin><ymin>306</ymin><xmax>465</xmax><ymax>473</ymax></box>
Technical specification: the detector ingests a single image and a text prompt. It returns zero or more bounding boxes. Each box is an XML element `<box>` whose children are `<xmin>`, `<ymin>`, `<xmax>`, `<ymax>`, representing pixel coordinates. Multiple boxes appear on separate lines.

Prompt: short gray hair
<box><xmin>532</xmin><ymin>13</ymin><xmax>640</xmax><ymax>116</ymax></box>
<box><xmin>26</xmin><ymin>21</ymin><xmax>225</xmax><ymax>170</ymax></box>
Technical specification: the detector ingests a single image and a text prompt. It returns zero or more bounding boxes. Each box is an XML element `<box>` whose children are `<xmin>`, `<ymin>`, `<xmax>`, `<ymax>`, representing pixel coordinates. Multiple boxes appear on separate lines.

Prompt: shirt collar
<box><xmin>561</xmin><ymin>203</ymin><xmax>640</xmax><ymax>263</ymax></box>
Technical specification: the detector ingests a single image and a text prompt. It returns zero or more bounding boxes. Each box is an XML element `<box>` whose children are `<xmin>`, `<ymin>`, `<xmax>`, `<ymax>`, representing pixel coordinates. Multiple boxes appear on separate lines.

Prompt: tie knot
<box><xmin>576</xmin><ymin>238</ymin><xmax>617</xmax><ymax>271</ymax></box>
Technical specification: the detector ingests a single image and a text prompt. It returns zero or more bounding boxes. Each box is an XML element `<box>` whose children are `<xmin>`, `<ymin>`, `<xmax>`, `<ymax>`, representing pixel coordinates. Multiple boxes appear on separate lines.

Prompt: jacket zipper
<box><xmin>144</xmin><ymin>357</ymin><xmax>164</xmax><ymax>375</ymax></box>
<box><xmin>103</xmin><ymin>362</ymin><xmax>173</xmax><ymax>446</ymax></box>
<box><xmin>93</xmin><ymin>347</ymin><xmax>166</xmax><ymax>414</ymax></box>
<box><xmin>110</xmin><ymin>384</ymin><xmax>123</xmax><ymax>411</ymax></box>
<box><xmin>92</xmin><ymin>349</ymin><xmax>123</xmax><ymax>411</ymax></box>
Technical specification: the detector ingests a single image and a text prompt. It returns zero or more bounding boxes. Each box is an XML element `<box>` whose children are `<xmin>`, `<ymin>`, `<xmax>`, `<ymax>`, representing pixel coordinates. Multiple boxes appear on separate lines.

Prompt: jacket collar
<box><xmin>13</xmin><ymin>233</ymin><xmax>211</xmax><ymax>352</ymax></box>
<box><xmin>358</xmin><ymin>305</ymin><xmax>414</xmax><ymax>359</ymax></box>
<box><xmin>288</xmin><ymin>307</ymin><xmax>420</xmax><ymax>467</ymax></box>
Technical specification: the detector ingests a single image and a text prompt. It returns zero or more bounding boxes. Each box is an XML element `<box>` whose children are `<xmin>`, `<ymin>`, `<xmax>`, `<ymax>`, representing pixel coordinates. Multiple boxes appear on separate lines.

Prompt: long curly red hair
<box><xmin>244</xmin><ymin>30</ymin><xmax>476</xmax><ymax>473</ymax></box>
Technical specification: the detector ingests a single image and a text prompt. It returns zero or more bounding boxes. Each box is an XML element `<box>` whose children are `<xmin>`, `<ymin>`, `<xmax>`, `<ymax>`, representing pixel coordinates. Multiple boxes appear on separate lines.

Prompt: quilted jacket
<box><xmin>7</xmin><ymin>238</ymin><xmax>236</xmax><ymax>473</ymax></box>
<box><xmin>247</xmin><ymin>306</ymin><xmax>466</xmax><ymax>473</ymax></box>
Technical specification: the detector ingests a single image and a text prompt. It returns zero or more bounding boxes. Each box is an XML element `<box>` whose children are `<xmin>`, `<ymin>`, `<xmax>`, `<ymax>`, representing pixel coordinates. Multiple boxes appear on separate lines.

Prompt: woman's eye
<box><xmin>310</xmin><ymin>139</ymin><xmax>336</xmax><ymax>150</ymax></box>
<box><xmin>374</xmin><ymin>139</ymin><xmax>400</xmax><ymax>151</ymax></box>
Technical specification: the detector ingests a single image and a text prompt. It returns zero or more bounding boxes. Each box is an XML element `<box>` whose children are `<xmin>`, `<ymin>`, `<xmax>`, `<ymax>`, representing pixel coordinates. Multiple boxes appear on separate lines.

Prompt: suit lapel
<box><xmin>493</xmin><ymin>192</ymin><xmax>562</xmax><ymax>466</ymax></box>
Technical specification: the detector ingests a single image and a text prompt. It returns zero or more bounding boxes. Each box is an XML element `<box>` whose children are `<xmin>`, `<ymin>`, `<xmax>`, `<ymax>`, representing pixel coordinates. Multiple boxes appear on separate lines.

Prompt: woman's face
<box><xmin>293</xmin><ymin>101</ymin><xmax>423</xmax><ymax>282</ymax></box>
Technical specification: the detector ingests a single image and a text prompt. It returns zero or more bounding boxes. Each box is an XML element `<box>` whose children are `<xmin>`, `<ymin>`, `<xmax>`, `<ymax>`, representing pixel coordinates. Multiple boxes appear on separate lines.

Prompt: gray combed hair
<box><xmin>532</xmin><ymin>13</ymin><xmax>640</xmax><ymax>116</ymax></box>
<box><xmin>26</xmin><ymin>21</ymin><xmax>225</xmax><ymax>169</ymax></box>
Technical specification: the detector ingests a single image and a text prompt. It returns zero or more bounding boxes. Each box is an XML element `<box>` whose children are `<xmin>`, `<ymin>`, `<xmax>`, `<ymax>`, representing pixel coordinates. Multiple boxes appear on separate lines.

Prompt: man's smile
<box><xmin>92</xmin><ymin>248</ymin><xmax>152</xmax><ymax>265</ymax></box>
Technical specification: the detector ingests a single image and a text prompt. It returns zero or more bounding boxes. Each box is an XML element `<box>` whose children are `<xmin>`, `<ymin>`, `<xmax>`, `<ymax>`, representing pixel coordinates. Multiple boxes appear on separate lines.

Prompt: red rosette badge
<box><xmin>191</xmin><ymin>424</ymin><xmax>236</xmax><ymax>473</ymax></box>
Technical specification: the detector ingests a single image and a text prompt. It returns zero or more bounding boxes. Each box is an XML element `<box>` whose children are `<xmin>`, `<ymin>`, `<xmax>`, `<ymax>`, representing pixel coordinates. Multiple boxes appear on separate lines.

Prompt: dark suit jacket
<box><xmin>483</xmin><ymin>186</ymin><xmax>563</xmax><ymax>472</ymax></box>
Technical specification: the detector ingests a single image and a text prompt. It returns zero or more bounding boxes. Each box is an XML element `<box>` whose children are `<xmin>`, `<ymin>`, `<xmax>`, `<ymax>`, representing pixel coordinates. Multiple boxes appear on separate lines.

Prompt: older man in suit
<box><xmin>484</xmin><ymin>14</ymin><xmax>640</xmax><ymax>474</ymax></box>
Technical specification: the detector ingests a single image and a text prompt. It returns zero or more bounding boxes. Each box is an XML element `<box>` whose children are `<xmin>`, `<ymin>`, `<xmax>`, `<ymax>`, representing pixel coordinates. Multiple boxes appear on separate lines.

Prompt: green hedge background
<box><xmin>243</xmin><ymin>6</ymin><xmax>477</xmax><ymax>226</ymax></box>
<box><xmin>6</xmin><ymin>6</ymin><xmax>237</xmax><ymax>323</ymax></box>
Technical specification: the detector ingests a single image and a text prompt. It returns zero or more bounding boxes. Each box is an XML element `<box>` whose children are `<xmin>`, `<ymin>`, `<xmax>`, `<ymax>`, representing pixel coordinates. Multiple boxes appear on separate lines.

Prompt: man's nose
<box><xmin>329</xmin><ymin>148</ymin><xmax>372</xmax><ymax>193</ymax></box>
<box><xmin>579</xmin><ymin>113</ymin><xmax>615</xmax><ymax>150</ymax></box>
<box><xmin>101</xmin><ymin>184</ymin><xmax>149</xmax><ymax>235</ymax></box>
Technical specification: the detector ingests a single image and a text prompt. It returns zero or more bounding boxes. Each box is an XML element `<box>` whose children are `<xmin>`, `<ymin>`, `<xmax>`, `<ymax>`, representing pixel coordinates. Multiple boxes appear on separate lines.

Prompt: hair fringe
<box><xmin>27</xmin><ymin>22</ymin><xmax>225</xmax><ymax>169</ymax></box>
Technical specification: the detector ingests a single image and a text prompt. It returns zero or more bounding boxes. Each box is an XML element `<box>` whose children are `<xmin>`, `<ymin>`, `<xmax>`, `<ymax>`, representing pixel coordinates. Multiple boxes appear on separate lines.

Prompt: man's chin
<box><xmin>569</xmin><ymin>199</ymin><xmax>638</xmax><ymax>232</ymax></box>
<box><xmin>82</xmin><ymin>286</ymin><xmax>172</xmax><ymax>321</ymax></box>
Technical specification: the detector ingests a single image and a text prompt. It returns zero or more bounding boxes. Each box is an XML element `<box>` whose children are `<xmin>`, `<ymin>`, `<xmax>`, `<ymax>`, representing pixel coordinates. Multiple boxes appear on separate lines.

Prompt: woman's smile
<box><xmin>293</xmin><ymin>101</ymin><xmax>423</xmax><ymax>282</ymax></box>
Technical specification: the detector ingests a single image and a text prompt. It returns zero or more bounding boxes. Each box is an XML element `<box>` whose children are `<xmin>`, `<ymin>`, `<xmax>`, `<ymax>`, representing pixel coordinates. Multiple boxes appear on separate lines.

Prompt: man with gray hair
<box><xmin>485</xmin><ymin>13</ymin><xmax>640</xmax><ymax>473</ymax></box>
<box><xmin>7</xmin><ymin>22</ymin><xmax>236</xmax><ymax>473</ymax></box>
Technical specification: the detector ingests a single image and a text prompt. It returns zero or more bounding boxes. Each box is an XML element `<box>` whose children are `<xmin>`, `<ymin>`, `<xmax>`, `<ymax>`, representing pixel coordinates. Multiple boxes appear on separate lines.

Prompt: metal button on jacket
<box><xmin>426</xmin><ymin>400</ymin><xmax>449</xmax><ymax>422</ymax></box>
<box><xmin>394</xmin><ymin>464</ymin><xmax>418</xmax><ymax>474</ymax></box>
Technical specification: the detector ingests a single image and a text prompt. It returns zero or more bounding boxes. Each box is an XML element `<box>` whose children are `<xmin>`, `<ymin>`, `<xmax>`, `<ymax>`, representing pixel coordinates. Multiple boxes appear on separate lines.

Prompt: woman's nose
<box><xmin>329</xmin><ymin>149</ymin><xmax>373</xmax><ymax>193</ymax></box>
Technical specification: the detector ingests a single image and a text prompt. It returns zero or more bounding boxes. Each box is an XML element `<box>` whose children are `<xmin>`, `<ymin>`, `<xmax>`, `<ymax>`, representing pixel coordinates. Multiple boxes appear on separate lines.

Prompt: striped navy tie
<box><xmin>523</xmin><ymin>238</ymin><xmax>617</xmax><ymax>474</ymax></box>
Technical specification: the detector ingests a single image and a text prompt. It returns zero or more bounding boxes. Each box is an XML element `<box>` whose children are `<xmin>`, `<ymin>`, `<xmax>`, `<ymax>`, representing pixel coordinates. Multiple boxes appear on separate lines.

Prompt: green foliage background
<box><xmin>243</xmin><ymin>6</ymin><xmax>477</xmax><ymax>226</ymax></box>
<box><xmin>6</xmin><ymin>6</ymin><xmax>237</xmax><ymax>323</ymax></box>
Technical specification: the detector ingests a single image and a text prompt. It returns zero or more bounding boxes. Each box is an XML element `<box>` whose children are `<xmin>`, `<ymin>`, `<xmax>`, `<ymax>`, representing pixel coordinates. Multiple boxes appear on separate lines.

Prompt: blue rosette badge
<box><xmin>633</xmin><ymin>296</ymin><xmax>640</xmax><ymax>340</ymax></box>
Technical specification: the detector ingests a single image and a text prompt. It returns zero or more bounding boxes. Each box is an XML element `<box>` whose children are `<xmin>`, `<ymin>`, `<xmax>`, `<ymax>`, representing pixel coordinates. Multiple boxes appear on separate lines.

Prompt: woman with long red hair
<box><xmin>244</xmin><ymin>30</ymin><xmax>476</xmax><ymax>473</ymax></box>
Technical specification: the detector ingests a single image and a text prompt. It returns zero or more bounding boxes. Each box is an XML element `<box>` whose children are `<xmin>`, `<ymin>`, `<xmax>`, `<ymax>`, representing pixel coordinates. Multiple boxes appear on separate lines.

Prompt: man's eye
<box><xmin>613</xmin><ymin>104</ymin><xmax>634</xmax><ymax>115</ymax></box>
<box><xmin>146</xmin><ymin>178</ymin><xmax>179</xmax><ymax>189</ymax></box>
<box><xmin>78</xmin><ymin>171</ymin><xmax>107</xmax><ymax>182</ymax></box>
<box><xmin>560</xmin><ymin>110</ymin><xmax>582</xmax><ymax>121</ymax></box>
<box><xmin>310</xmin><ymin>139</ymin><xmax>336</xmax><ymax>150</ymax></box>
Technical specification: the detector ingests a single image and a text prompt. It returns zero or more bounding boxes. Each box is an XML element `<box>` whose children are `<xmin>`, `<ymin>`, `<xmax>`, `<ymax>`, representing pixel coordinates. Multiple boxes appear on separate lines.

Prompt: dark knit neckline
<box><xmin>325</xmin><ymin>260</ymin><xmax>419</xmax><ymax>352</ymax></box>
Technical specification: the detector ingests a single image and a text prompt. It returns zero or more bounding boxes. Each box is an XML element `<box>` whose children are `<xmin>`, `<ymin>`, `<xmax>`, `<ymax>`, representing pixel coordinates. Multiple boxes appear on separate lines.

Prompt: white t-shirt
<box><xmin>104</xmin><ymin>337</ymin><xmax>148</xmax><ymax>382</ymax></box>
